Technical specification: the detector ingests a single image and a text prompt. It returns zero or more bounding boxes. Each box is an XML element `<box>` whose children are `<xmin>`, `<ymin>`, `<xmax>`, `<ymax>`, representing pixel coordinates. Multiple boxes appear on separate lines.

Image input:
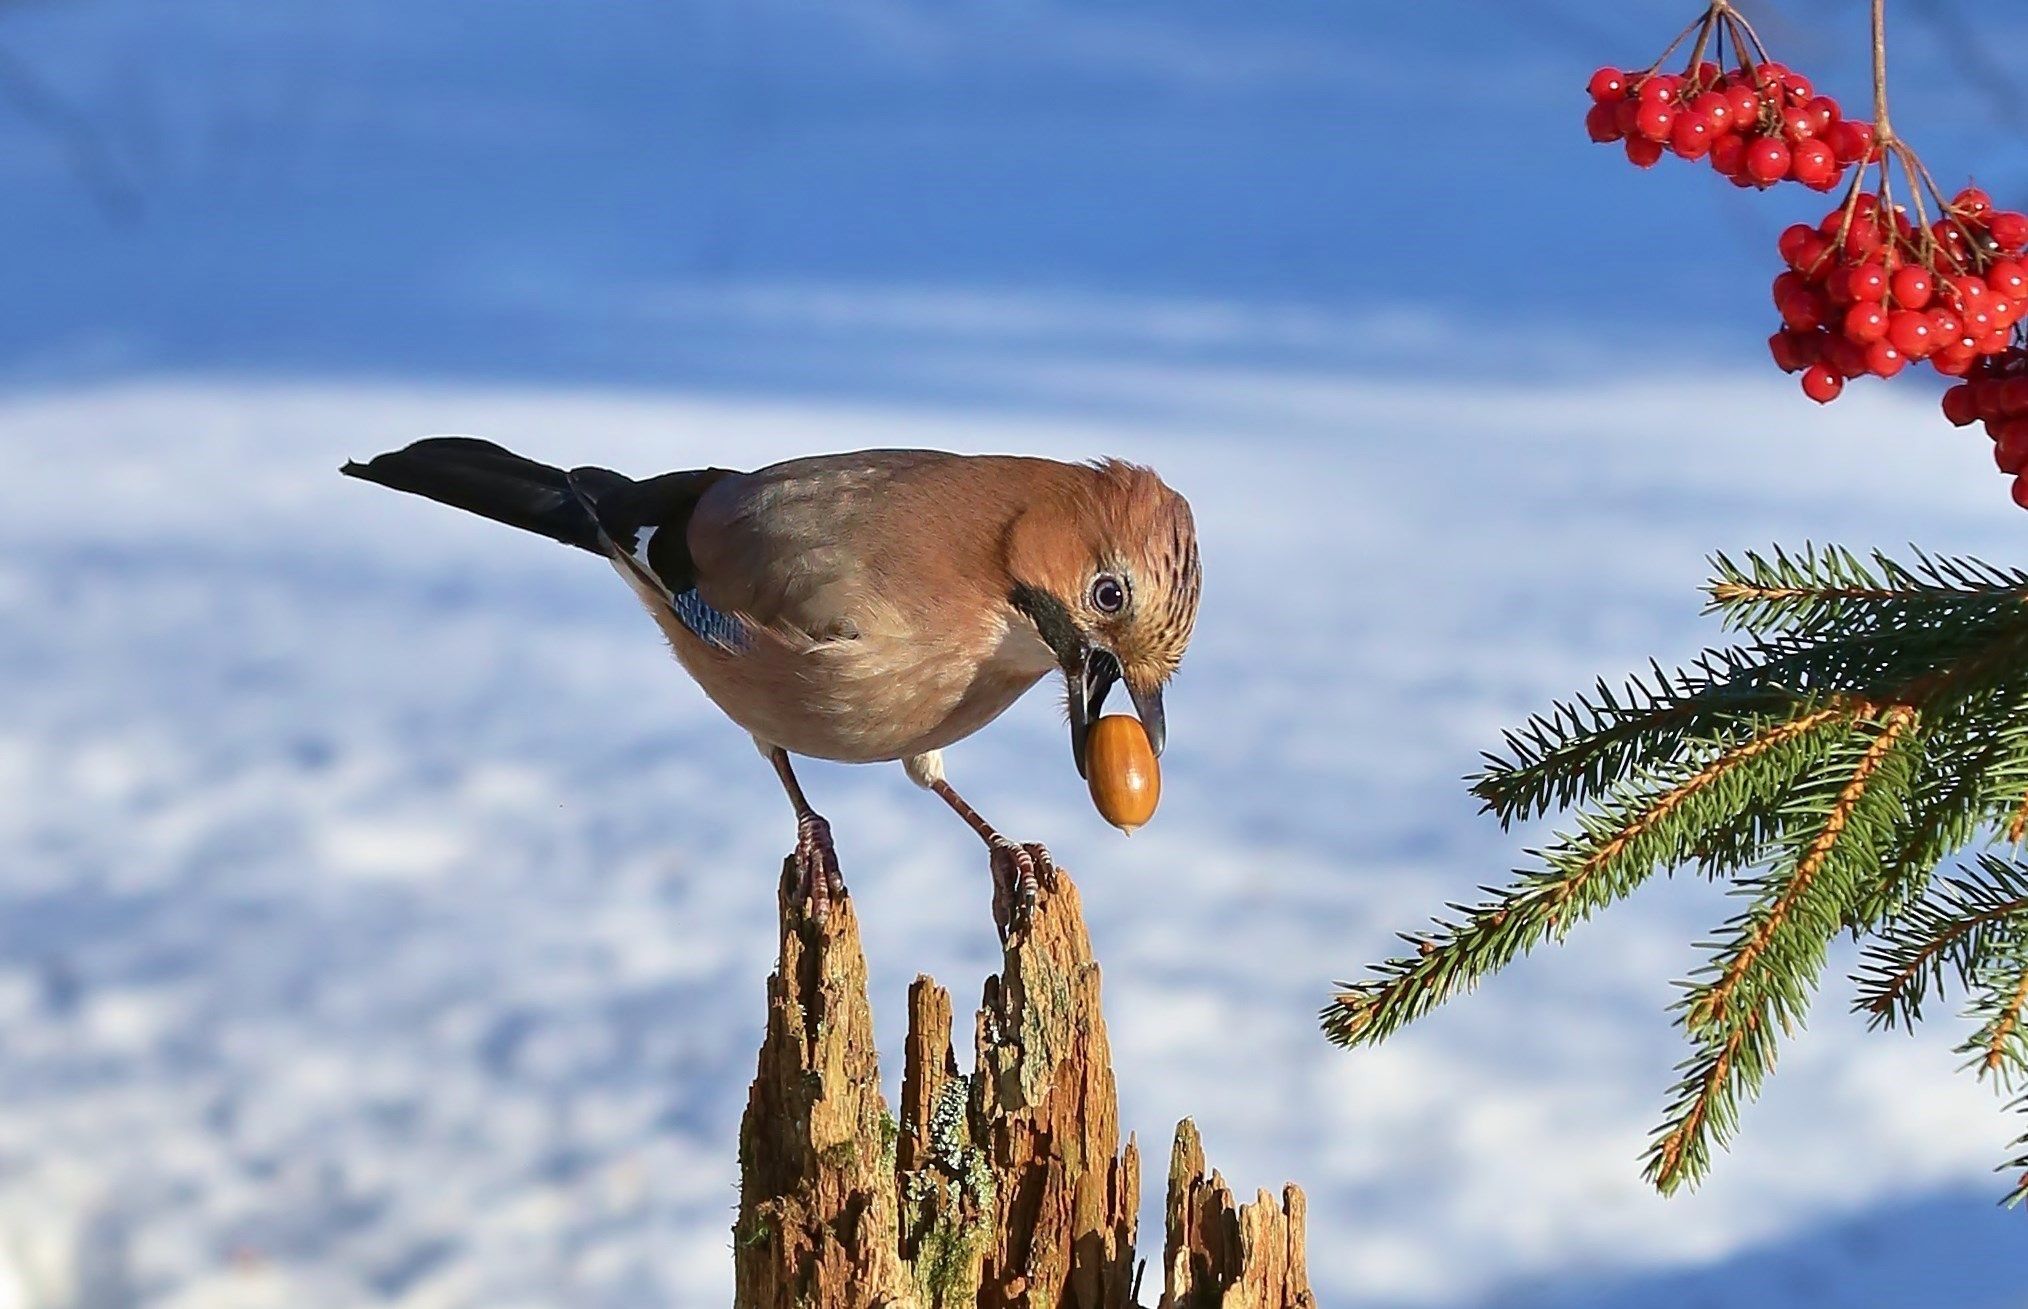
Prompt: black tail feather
<box><xmin>342</xmin><ymin>437</ymin><xmax>616</xmax><ymax>552</ymax></box>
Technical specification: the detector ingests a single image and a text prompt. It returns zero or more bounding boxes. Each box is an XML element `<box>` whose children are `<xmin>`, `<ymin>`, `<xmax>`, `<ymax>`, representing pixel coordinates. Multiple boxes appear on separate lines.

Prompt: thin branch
<box><xmin>1691</xmin><ymin>708</ymin><xmax>1916</xmax><ymax>1031</ymax></box>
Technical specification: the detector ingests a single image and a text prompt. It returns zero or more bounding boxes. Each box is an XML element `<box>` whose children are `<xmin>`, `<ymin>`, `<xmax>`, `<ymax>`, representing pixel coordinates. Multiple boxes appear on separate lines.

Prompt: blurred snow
<box><xmin>1</xmin><ymin>364</ymin><xmax>2024</xmax><ymax>1306</ymax></box>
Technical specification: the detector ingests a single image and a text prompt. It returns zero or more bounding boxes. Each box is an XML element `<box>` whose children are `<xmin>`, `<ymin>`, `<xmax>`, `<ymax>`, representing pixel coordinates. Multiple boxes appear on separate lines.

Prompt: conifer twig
<box><xmin>1326</xmin><ymin>548</ymin><xmax>2028</xmax><ymax>1200</ymax></box>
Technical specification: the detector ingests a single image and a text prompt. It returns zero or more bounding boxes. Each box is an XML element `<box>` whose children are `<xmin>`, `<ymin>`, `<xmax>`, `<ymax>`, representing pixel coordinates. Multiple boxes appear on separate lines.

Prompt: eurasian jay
<box><xmin>342</xmin><ymin>440</ymin><xmax>1202</xmax><ymax>926</ymax></box>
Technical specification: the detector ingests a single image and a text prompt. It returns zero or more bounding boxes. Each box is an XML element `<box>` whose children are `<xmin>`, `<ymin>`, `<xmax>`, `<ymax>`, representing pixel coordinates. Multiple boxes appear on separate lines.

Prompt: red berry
<box><xmin>2010</xmin><ymin>472</ymin><xmax>2028</xmax><ymax>510</ymax></box>
<box><xmin>1585</xmin><ymin>102</ymin><xmax>1623</xmax><ymax>143</ymax></box>
<box><xmin>1890</xmin><ymin>266</ymin><xmax>1933</xmax><ymax>309</ymax></box>
<box><xmin>1791</xmin><ymin>235</ymin><xmax>1832</xmax><ymax>278</ymax></box>
<box><xmin>1709</xmin><ymin>132</ymin><xmax>1747</xmax><ymax>180</ymax></box>
<box><xmin>1991</xmin><ymin>212</ymin><xmax>2028</xmax><ymax>252</ymax></box>
<box><xmin>1951</xmin><ymin>274</ymin><xmax>1991</xmax><ymax>306</ymax></box>
<box><xmin>1887</xmin><ymin>310</ymin><xmax>1935</xmax><ymax>358</ymax></box>
<box><xmin>1933</xmin><ymin>221</ymin><xmax>1973</xmax><ymax>259</ymax></box>
<box><xmin>1838</xmin><ymin>222</ymin><xmax>1884</xmax><ymax>258</ymax></box>
<box><xmin>1635</xmin><ymin>101</ymin><xmax>1676</xmax><ymax>142</ymax></box>
<box><xmin>1934</xmin><ymin>345</ymin><xmax>1978</xmax><ymax>376</ymax></box>
<box><xmin>1934</xmin><ymin>343</ymin><xmax>1978</xmax><ymax>376</ymax></box>
<box><xmin>1638</xmin><ymin>74</ymin><xmax>1681</xmax><ymax>105</ymax></box>
<box><xmin>1778</xmin><ymin>223</ymin><xmax>1817</xmax><ymax>265</ymax></box>
<box><xmin>1803</xmin><ymin>95</ymin><xmax>1840</xmax><ymax>134</ymax></box>
<box><xmin>1769</xmin><ymin>329</ymin><xmax>1821</xmax><ymax>373</ymax></box>
<box><xmin>1625</xmin><ymin>136</ymin><xmax>1665</xmax><ymax>168</ymax></box>
<box><xmin>1788</xmin><ymin>140</ymin><xmax>1838</xmax><ymax>189</ymax></box>
<box><xmin>1843</xmin><ymin>302</ymin><xmax>1889</xmax><ymax>344</ymax></box>
<box><xmin>1670</xmin><ymin>114</ymin><xmax>1714</xmax><ymax>159</ymax></box>
<box><xmin>1955</xmin><ymin>186</ymin><xmax>1995</xmax><ymax>216</ymax></box>
<box><xmin>1780</xmin><ymin>287</ymin><xmax>1829</xmax><ymax>331</ymax></box>
<box><xmin>1725</xmin><ymin>84</ymin><xmax>1761</xmax><ymax>123</ymax></box>
<box><xmin>1826</xmin><ymin>120</ymin><xmax>1874</xmax><ymax>164</ymax></box>
<box><xmin>1996</xmin><ymin>421</ymin><xmax>2028</xmax><ymax>473</ymax></box>
<box><xmin>1782</xmin><ymin>72</ymin><xmax>1815</xmax><ymax>105</ymax></box>
<box><xmin>1847</xmin><ymin>263</ymin><xmax>1889</xmax><ymax>302</ymax></box>
<box><xmin>1587</xmin><ymin>68</ymin><xmax>1627</xmax><ymax>102</ymax></box>
<box><xmin>1989</xmin><ymin>259</ymin><xmax>2028</xmax><ymax>298</ymax></box>
<box><xmin>1865</xmin><ymin>340</ymin><xmax>1907</xmax><ymax>377</ymax></box>
<box><xmin>1931</xmin><ymin>307</ymin><xmax>1965</xmax><ymax>343</ymax></box>
<box><xmin>1691</xmin><ymin>91</ymin><xmax>1732</xmax><ymax>132</ymax></box>
<box><xmin>1943</xmin><ymin>383</ymin><xmax>1979</xmax><ymax>426</ymax></box>
<box><xmin>1800</xmin><ymin>363</ymin><xmax>1844</xmax><ymax>402</ymax></box>
<box><xmin>1746</xmin><ymin>138</ymin><xmax>1791</xmax><ymax>185</ymax></box>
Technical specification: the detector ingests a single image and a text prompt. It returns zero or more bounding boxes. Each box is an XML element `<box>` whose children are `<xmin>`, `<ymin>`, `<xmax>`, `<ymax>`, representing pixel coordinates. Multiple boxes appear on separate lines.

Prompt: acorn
<box><xmin>1085</xmin><ymin>714</ymin><xmax>1161</xmax><ymax>832</ymax></box>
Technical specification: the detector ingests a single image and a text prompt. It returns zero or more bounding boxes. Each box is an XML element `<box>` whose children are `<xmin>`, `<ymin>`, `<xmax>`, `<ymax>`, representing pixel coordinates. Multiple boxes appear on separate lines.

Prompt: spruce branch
<box><xmin>1964</xmin><ymin>949</ymin><xmax>2028</xmax><ymax>1084</ymax></box>
<box><xmin>1647</xmin><ymin>710</ymin><xmax>1920</xmax><ymax>1193</ymax></box>
<box><xmin>1855</xmin><ymin>857</ymin><xmax>2028</xmax><ymax>1031</ymax></box>
<box><xmin>1326</xmin><ymin>706</ymin><xmax>1856</xmax><ymax>1048</ymax></box>
<box><xmin>1706</xmin><ymin>546</ymin><xmax>2028</xmax><ymax>637</ymax></box>
<box><xmin>1325</xmin><ymin>547</ymin><xmax>2028</xmax><ymax>1200</ymax></box>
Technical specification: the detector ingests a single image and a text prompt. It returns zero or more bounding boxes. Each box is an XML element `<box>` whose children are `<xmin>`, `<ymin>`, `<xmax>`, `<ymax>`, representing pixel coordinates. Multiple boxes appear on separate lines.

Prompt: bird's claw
<box><xmin>989</xmin><ymin>838</ymin><xmax>1056</xmax><ymax>939</ymax></box>
<box><xmin>794</xmin><ymin>812</ymin><xmax>845</xmax><ymax>927</ymax></box>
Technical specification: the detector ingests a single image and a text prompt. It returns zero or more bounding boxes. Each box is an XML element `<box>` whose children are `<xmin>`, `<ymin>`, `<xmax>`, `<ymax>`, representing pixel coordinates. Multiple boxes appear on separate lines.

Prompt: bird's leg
<box><xmin>925</xmin><ymin>777</ymin><xmax>1056</xmax><ymax>934</ymax></box>
<box><xmin>769</xmin><ymin>748</ymin><xmax>844</xmax><ymax>925</ymax></box>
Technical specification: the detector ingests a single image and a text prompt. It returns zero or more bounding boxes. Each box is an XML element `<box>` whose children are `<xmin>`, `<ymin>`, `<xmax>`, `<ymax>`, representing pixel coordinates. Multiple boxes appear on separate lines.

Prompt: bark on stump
<box><xmin>734</xmin><ymin>860</ymin><xmax>1311</xmax><ymax>1309</ymax></box>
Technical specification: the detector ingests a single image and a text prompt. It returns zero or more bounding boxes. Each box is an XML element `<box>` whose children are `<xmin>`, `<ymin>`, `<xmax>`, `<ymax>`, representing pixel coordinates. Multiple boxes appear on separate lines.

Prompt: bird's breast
<box><xmin>653</xmin><ymin>601</ymin><xmax>1055</xmax><ymax>764</ymax></box>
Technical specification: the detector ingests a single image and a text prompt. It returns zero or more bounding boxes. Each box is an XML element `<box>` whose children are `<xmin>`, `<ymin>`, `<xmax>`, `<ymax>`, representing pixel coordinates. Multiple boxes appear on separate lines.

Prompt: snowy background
<box><xmin>3</xmin><ymin>2</ymin><xmax>2028</xmax><ymax>1306</ymax></box>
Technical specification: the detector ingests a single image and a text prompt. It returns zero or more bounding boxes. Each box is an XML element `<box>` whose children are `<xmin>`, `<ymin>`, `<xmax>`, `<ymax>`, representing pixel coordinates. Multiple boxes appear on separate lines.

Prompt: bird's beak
<box><xmin>1068</xmin><ymin>647</ymin><xmax>1165</xmax><ymax>777</ymax></box>
<box><xmin>1129</xmin><ymin>678</ymin><xmax>1166</xmax><ymax>759</ymax></box>
<box><xmin>1069</xmin><ymin>647</ymin><xmax>1120</xmax><ymax>779</ymax></box>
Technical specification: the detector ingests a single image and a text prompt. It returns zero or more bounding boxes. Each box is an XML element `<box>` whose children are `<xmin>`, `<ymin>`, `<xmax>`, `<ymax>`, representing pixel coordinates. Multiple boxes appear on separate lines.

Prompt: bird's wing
<box><xmin>566</xmin><ymin>465</ymin><xmax>758</xmax><ymax>653</ymax></box>
<box><xmin>686</xmin><ymin>450</ymin><xmax>989</xmax><ymax>646</ymax></box>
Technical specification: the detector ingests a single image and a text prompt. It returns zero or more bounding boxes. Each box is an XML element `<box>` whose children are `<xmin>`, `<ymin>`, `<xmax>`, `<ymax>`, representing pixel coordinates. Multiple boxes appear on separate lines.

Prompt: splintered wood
<box><xmin>734</xmin><ymin>860</ymin><xmax>1312</xmax><ymax>1309</ymax></box>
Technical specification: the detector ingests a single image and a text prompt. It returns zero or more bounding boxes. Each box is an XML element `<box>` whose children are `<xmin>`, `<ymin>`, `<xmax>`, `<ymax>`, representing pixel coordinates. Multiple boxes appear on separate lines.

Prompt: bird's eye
<box><xmin>1089</xmin><ymin>574</ymin><xmax>1127</xmax><ymax>614</ymax></box>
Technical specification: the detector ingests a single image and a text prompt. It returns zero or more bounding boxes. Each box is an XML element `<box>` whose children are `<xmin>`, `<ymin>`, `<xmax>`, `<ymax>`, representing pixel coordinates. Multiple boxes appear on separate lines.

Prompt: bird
<box><xmin>342</xmin><ymin>439</ymin><xmax>1203</xmax><ymax>930</ymax></box>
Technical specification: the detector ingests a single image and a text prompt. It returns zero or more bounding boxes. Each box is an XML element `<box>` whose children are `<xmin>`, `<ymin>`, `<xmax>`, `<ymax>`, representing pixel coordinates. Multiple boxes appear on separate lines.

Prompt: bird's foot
<box><xmin>989</xmin><ymin>838</ymin><xmax>1057</xmax><ymax>940</ymax></box>
<box><xmin>794</xmin><ymin>812</ymin><xmax>846</xmax><ymax>927</ymax></box>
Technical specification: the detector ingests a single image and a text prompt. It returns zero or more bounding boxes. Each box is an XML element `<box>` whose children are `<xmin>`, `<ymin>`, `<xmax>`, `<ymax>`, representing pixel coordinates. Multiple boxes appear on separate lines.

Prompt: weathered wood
<box><xmin>734</xmin><ymin>859</ymin><xmax>1310</xmax><ymax>1308</ymax></box>
<box><xmin>1160</xmin><ymin>1121</ymin><xmax>1313</xmax><ymax>1309</ymax></box>
<box><xmin>733</xmin><ymin>861</ymin><xmax>910</xmax><ymax>1307</ymax></box>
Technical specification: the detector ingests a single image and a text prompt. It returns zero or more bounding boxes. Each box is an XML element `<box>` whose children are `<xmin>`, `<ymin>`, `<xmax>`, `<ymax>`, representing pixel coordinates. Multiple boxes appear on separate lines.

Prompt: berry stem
<box><xmin>1871</xmin><ymin>0</ymin><xmax>1893</xmax><ymax>144</ymax></box>
<box><xmin>1684</xmin><ymin>9</ymin><xmax>1716</xmax><ymax>79</ymax></box>
<box><xmin>1891</xmin><ymin>144</ymin><xmax>1937</xmax><ymax>261</ymax></box>
<box><xmin>1721</xmin><ymin>5</ymin><xmax>1772</xmax><ymax>66</ymax></box>
<box><xmin>1828</xmin><ymin>158</ymin><xmax>1873</xmax><ymax>262</ymax></box>
<box><xmin>1904</xmin><ymin>145</ymin><xmax>1989</xmax><ymax>269</ymax></box>
<box><xmin>1642</xmin><ymin>10</ymin><xmax>1712</xmax><ymax>77</ymax></box>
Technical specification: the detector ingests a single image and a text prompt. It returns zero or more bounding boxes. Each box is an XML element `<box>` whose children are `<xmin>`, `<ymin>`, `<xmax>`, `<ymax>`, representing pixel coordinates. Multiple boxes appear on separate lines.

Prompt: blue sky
<box><xmin>3</xmin><ymin>3</ymin><xmax>2027</xmax><ymax>1306</ymax></box>
<box><xmin>3</xmin><ymin>0</ymin><xmax>2024</xmax><ymax>388</ymax></box>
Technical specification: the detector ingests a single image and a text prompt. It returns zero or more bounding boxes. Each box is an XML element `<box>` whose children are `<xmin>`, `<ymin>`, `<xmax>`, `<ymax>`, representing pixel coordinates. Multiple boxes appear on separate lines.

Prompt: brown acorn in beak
<box><xmin>1084</xmin><ymin>714</ymin><xmax>1161</xmax><ymax>832</ymax></box>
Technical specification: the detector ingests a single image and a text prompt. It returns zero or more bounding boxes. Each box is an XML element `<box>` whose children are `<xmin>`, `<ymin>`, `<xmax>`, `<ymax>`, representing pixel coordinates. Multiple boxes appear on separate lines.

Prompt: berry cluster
<box><xmin>1586</xmin><ymin>61</ymin><xmax>1870</xmax><ymax>192</ymax></box>
<box><xmin>1943</xmin><ymin>347</ymin><xmax>2028</xmax><ymax>507</ymax></box>
<box><xmin>1767</xmin><ymin>187</ymin><xmax>2028</xmax><ymax>404</ymax></box>
<box><xmin>1587</xmin><ymin>3</ymin><xmax>2028</xmax><ymax>511</ymax></box>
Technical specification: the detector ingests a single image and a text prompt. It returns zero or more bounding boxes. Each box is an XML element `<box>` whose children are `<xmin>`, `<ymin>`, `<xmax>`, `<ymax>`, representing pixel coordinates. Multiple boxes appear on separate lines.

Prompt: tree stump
<box><xmin>733</xmin><ymin>860</ymin><xmax>1313</xmax><ymax>1308</ymax></box>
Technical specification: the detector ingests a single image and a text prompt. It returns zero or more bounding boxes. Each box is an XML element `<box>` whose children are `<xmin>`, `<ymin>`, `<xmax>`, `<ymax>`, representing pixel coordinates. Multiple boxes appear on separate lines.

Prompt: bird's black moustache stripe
<box><xmin>1010</xmin><ymin>583</ymin><xmax>1083</xmax><ymax>666</ymax></box>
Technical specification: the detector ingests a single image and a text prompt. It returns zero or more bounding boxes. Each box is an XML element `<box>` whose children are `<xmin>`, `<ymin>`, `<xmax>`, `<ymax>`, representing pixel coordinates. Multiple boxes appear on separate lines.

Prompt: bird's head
<box><xmin>1004</xmin><ymin>459</ymin><xmax>1202</xmax><ymax>777</ymax></box>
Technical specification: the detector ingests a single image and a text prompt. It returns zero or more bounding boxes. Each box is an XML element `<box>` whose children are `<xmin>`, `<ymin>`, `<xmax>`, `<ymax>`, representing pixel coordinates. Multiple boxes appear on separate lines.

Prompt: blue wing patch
<box><xmin>671</xmin><ymin>587</ymin><xmax>751</xmax><ymax>653</ymax></box>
